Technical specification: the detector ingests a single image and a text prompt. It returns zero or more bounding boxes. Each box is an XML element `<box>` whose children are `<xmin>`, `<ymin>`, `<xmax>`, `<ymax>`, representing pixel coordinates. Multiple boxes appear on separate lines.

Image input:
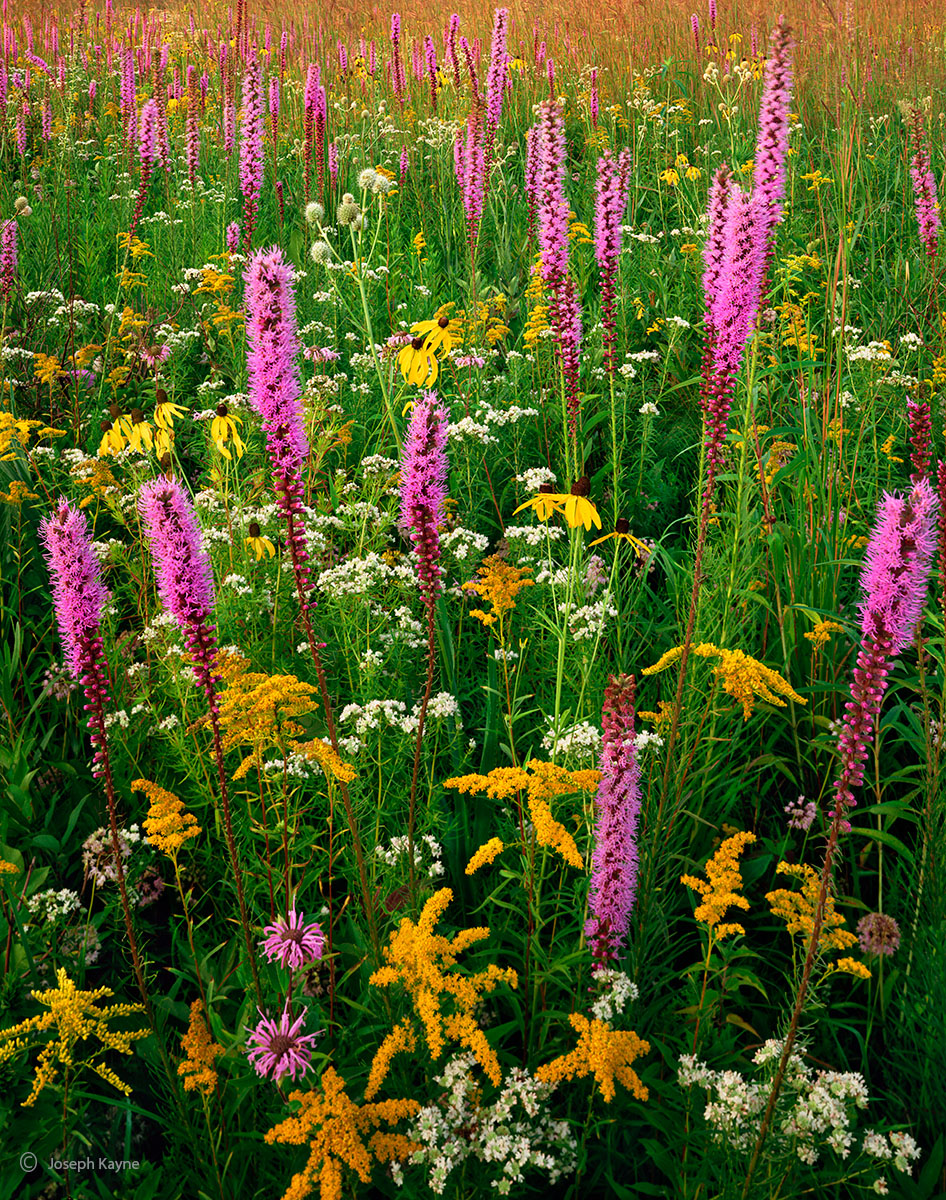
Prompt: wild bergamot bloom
<box><xmin>211</xmin><ymin>402</ymin><xmax>246</xmax><ymax>460</ymax></box>
<box><xmin>0</xmin><ymin>968</ymin><xmax>149</xmax><ymax>1106</ymax></box>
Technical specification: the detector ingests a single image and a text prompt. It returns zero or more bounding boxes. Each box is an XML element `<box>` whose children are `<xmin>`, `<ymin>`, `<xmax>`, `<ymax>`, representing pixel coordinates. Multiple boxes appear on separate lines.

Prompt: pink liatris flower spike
<box><xmin>246</xmin><ymin>1007</ymin><xmax>321</xmax><ymax>1082</ymax></box>
<box><xmin>0</xmin><ymin>218</ymin><xmax>17</xmax><ymax>299</ymax></box>
<box><xmin>39</xmin><ymin>500</ymin><xmax>112</xmax><ymax>772</ymax></box>
<box><xmin>138</xmin><ymin>476</ymin><xmax>220</xmax><ymax>704</ymax></box>
<box><xmin>908</xmin><ymin>103</ymin><xmax>940</xmax><ymax>262</ymax></box>
<box><xmin>260</xmin><ymin>908</ymin><xmax>325</xmax><ymax>970</ymax></box>
<box><xmin>399</xmin><ymin>391</ymin><xmax>448</xmax><ymax>611</ymax></box>
<box><xmin>586</xmin><ymin>675</ymin><xmax>642</xmax><ymax>967</ymax></box>
<box><xmin>244</xmin><ymin>246</ymin><xmax>311</xmax><ymax>602</ymax></box>
<box><xmin>831</xmin><ymin>478</ymin><xmax>937</xmax><ymax>823</ymax></box>
<box><xmin>239</xmin><ymin>57</ymin><xmax>264</xmax><ymax>250</ymax></box>
<box><xmin>908</xmin><ymin>397</ymin><xmax>932</xmax><ymax>483</ymax></box>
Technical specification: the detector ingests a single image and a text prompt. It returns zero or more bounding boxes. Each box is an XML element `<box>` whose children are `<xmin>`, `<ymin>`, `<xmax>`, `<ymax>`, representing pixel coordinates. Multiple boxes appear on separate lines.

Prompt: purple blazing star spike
<box><xmin>260</xmin><ymin>908</ymin><xmax>325</xmax><ymax>970</ymax></box>
<box><xmin>0</xmin><ymin>218</ymin><xmax>18</xmax><ymax>299</ymax></box>
<box><xmin>752</xmin><ymin>18</ymin><xmax>794</xmax><ymax>272</ymax></box>
<box><xmin>585</xmin><ymin>675</ymin><xmax>642</xmax><ymax>967</ymax></box>
<box><xmin>39</xmin><ymin>500</ymin><xmax>113</xmax><ymax>774</ymax></box>
<box><xmin>39</xmin><ymin>500</ymin><xmax>110</xmax><ymax>681</ymax></box>
<box><xmin>830</xmin><ymin>478</ymin><xmax>937</xmax><ymax>822</ymax></box>
<box><xmin>399</xmin><ymin>391</ymin><xmax>448</xmax><ymax>610</ymax></box>
<box><xmin>239</xmin><ymin>57</ymin><xmax>264</xmax><ymax>250</ymax></box>
<box><xmin>138</xmin><ymin>477</ymin><xmax>219</xmax><ymax>701</ymax></box>
<box><xmin>246</xmin><ymin>1007</ymin><xmax>320</xmax><ymax>1082</ymax></box>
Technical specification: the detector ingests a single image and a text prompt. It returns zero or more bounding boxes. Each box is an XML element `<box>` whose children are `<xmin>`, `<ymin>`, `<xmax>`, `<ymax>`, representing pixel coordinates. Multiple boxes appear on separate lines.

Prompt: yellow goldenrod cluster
<box><xmin>465</xmin><ymin>838</ymin><xmax>504</xmax><ymax>875</ymax></box>
<box><xmin>637</xmin><ymin>700</ymin><xmax>675</xmax><ymax>730</ymax></box>
<box><xmin>443</xmin><ymin>760</ymin><xmax>600</xmax><ymax>870</ymax></box>
<box><xmin>536</xmin><ymin>1013</ymin><xmax>649</xmax><ymax>1103</ymax></box>
<box><xmin>643</xmin><ymin>642</ymin><xmax>805</xmax><ymax>721</ymax></box>
<box><xmin>766</xmin><ymin>862</ymin><xmax>859</xmax><ymax>954</ymax></box>
<box><xmin>365</xmin><ymin>1018</ymin><xmax>416</xmax><ymax>1100</ymax></box>
<box><xmin>0</xmin><ymin>859</ymin><xmax>20</xmax><ymax>875</ymax></box>
<box><xmin>464</xmin><ymin>554</ymin><xmax>533</xmax><ymax>629</ymax></box>
<box><xmin>178</xmin><ymin>999</ymin><xmax>224</xmax><ymax>1095</ymax></box>
<box><xmin>0</xmin><ymin>479</ymin><xmax>39</xmax><ymax>504</ymax></box>
<box><xmin>214</xmin><ymin>651</ymin><xmax>320</xmax><ymax>781</ymax></box>
<box><xmin>265</xmin><ymin>1067</ymin><xmax>419</xmax><ymax>1200</ymax></box>
<box><xmin>804</xmin><ymin>620</ymin><xmax>845</xmax><ymax>651</ymax></box>
<box><xmin>134</xmin><ymin>779</ymin><xmax>201</xmax><ymax>857</ymax></box>
<box><xmin>0</xmin><ymin>409</ymin><xmax>65</xmax><ymax>460</ymax></box>
<box><xmin>523</xmin><ymin>303</ymin><xmax>551</xmax><ymax>347</ymax></box>
<box><xmin>116</xmin><ymin>231</ymin><xmax>153</xmax><ymax>260</ymax></box>
<box><xmin>297</xmin><ymin>738</ymin><xmax>358</xmax><ymax>784</ymax></box>
<box><xmin>831</xmin><ymin>957</ymin><xmax>872</xmax><ymax>980</ymax></box>
<box><xmin>368</xmin><ymin>889</ymin><xmax>517</xmax><ymax>1090</ymax></box>
<box><xmin>0</xmin><ymin>968</ymin><xmax>149</xmax><ymax>1106</ymax></box>
<box><xmin>681</xmin><ymin>831</ymin><xmax>757</xmax><ymax>938</ymax></box>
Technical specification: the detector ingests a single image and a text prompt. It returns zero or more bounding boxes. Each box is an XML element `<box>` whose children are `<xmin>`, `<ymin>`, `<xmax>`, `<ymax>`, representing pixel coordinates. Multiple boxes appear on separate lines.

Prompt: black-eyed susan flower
<box><xmin>211</xmin><ymin>403</ymin><xmax>246</xmax><ymax>461</ymax></box>
<box><xmin>245</xmin><ymin>521</ymin><xmax>276</xmax><ymax>560</ymax></box>
<box><xmin>563</xmin><ymin>476</ymin><xmax>602</xmax><ymax>531</ymax></box>
<box><xmin>591</xmin><ymin>517</ymin><xmax>651</xmax><ymax>556</ymax></box>
<box><xmin>512</xmin><ymin>482</ymin><xmax>568</xmax><ymax>522</ymax></box>
<box><xmin>397</xmin><ymin>315</ymin><xmax>456</xmax><ymax>387</ymax></box>
<box><xmin>154</xmin><ymin>396</ymin><xmax>188</xmax><ymax>431</ymax></box>
<box><xmin>97</xmin><ymin>418</ymin><xmax>124</xmax><ymax>457</ymax></box>
<box><xmin>127</xmin><ymin>408</ymin><xmax>154</xmax><ymax>454</ymax></box>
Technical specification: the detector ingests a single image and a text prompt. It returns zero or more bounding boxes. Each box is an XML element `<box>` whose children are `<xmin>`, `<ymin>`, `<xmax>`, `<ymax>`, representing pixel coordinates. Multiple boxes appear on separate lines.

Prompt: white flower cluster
<box><xmin>541</xmin><ymin>719</ymin><xmax>601</xmax><ymax>760</ymax></box>
<box><xmin>515</xmin><ymin>466</ymin><xmax>557</xmax><ymax>490</ymax></box>
<box><xmin>679</xmin><ymin>1041</ymin><xmax>920</xmax><ymax>1183</ymax></box>
<box><xmin>589</xmin><ymin>969</ymin><xmax>639</xmax><ymax>1021</ymax></box>
<box><xmin>82</xmin><ymin>825</ymin><xmax>142</xmax><ymax>887</ymax></box>
<box><xmin>846</xmin><ymin>341</ymin><xmax>893</xmax><ymax>364</ymax></box>
<box><xmin>402</xmin><ymin>1053</ymin><xmax>579</xmax><ymax>1195</ymax></box>
<box><xmin>568</xmin><ymin>597</ymin><xmax>619</xmax><ymax>641</ymax></box>
<box><xmin>340</xmin><ymin>693</ymin><xmax>459</xmax><ymax>741</ymax></box>
<box><xmin>375</xmin><ymin>834</ymin><xmax>445</xmax><ymax>878</ymax></box>
<box><xmin>442</xmin><ymin>526</ymin><xmax>490</xmax><ymax>562</ymax></box>
<box><xmin>25</xmin><ymin>888</ymin><xmax>82</xmax><ymax>923</ymax></box>
<box><xmin>315</xmin><ymin>552</ymin><xmax>410</xmax><ymax>598</ymax></box>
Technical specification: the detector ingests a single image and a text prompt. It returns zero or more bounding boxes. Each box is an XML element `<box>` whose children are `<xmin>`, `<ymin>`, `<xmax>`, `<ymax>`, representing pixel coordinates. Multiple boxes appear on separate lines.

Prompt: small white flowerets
<box><xmin>375</xmin><ymin>834</ymin><xmax>445</xmax><ymax>879</ymax></box>
<box><xmin>400</xmin><ymin>1052</ymin><xmax>579</xmax><ymax>1195</ymax></box>
<box><xmin>678</xmin><ymin>1040</ymin><xmax>920</xmax><ymax>1187</ymax></box>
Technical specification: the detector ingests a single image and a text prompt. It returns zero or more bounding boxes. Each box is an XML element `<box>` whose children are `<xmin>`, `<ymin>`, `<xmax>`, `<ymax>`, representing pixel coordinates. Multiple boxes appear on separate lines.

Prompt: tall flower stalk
<box><xmin>907</xmin><ymin>103</ymin><xmax>940</xmax><ymax>264</ymax></box>
<box><xmin>138</xmin><ymin>477</ymin><xmax>261</xmax><ymax>1002</ymax></box>
<box><xmin>129</xmin><ymin>98</ymin><xmax>158</xmax><ymax>239</ymax></box>
<box><xmin>399</xmin><ymin>391</ymin><xmax>449</xmax><ymax>898</ymax></box>
<box><xmin>244</xmin><ymin>246</ymin><xmax>377</xmax><ymax>953</ymax></box>
<box><xmin>585</xmin><ymin>675</ymin><xmax>642</xmax><ymax>968</ymax></box>
<box><xmin>660</xmin><ymin>23</ymin><xmax>793</xmax><ymax>803</ymax></box>
<box><xmin>742</xmin><ymin>478</ymin><xmax>937</xmax><ymax>1195</ymax></box>
<box><xmin>533</xmin><ymin>99</ymin><xmax>583</xmax><ymax>458</ymax></box>
<box><xmin>40</xmin><ymin>501</ymin><xmax>151</xmax><ymax>1013</ymax></box>
<box><xmin>239</xmin><ymin>58</ymin><xmax>264</xmax><ymax>250</ymax></box>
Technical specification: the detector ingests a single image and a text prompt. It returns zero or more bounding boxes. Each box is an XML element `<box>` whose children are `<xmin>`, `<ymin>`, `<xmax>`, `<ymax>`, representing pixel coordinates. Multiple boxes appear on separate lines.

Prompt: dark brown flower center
<box><xmin>411</xmin><ymin>335</ymin><xmax>426</xmax><ymax>351</ymax></box>
<box><xmin>570</xmin><ymin>475</ymin><xmax>590</xmax><ymax>497</ymax></box>
<box><xmin>267</xmin><ymin>1035</ymin><xmax>295</xmax><ymax>1057</ymax></box>
<box><xmin>248</xmin><ymin>521</ymin><xmax>262</xmax><ymax>539</ymax></box>
<box><xmin>438</xmin><ymin>315</ymin><xmax>450</xmax><ymax>329</ymax></box>
<box><xmin>216</xmin><ymin>403</ymin><xmax>229</xmax><ymax>418</ymax></box>
<box><xmin>616</xmin><ymin>517</ymin><xmax>630</xmax><ymax>534</ymax></box>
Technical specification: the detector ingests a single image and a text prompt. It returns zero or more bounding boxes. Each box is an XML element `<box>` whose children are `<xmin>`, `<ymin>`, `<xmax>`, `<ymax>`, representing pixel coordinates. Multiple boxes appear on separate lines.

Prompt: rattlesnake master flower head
<box><xmin>399</xmin><ymin>391</ymin><xmax>448</xmax><ymax>608</ymax></box>
<box><xmin>858</xmin><ymin>478</ymin><xmax>937</xmax><ymax>652</ymax></box>
<box><xmin>39</xmin><ymin>500</ymin><xmax>110</xmax><ymax>680</ymax></box>
<box><xmin>856</xmin><ymin>911</ymin><xmax>901</xmax><ymax>957</ymax></box>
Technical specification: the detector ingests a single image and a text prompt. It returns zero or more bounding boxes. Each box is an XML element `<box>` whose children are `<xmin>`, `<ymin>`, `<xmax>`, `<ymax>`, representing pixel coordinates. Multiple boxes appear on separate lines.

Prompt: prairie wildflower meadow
<box><xmin>3</xmin><ymin>0</ymin><xmax>946</xmax><ymax>1196</ymax></box>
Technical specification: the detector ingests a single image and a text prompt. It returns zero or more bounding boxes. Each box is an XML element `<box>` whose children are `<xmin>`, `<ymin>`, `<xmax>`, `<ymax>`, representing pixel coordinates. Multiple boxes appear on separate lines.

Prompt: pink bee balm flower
<box><xmin>246</xmin><ymin>1007</ymin><xmax>320</xmax><ymax>1082</ymax></box>
<box><xmin>260</xmin><ymin>908</ymin><xmax>325</xmax><ymax>970</ymax></box>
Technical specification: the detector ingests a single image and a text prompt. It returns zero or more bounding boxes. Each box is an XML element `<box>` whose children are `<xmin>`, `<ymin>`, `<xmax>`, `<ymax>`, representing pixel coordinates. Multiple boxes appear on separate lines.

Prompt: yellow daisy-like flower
<box><xmin>563</xmin><ymin>478</ymin><xmax>602</xmax><ymax>531</ymax></box>
<box><xmin>126</xmin><ymin>408</ymin><xmax>154</xmax><ymax>454</ymax></box>
<box><xmin>512</xmin><ymin>488</ymin><xmax>567</xmax><ymax>522</ymax></box>
<box><xmin>659</xmin><ymin>168</ymin><xmax>680</xmax><ymax>187</ymax></box>
<box><xmin>154</xmin><ymin>399</ymin><xmax>188</xmax><ymax>430</ymax></box>
<box><xmin>590</xmin><ymin>517</ymin><xmax>650</xmax><ymax>556</ymax></box>
<box><xmin>409</xmin><ymin>315</ymin><xmax>455</xmax><ymax>359</ymax></box>
<box><xmin>245</xmin><ymin>521</ymin><xmax>276</xmax><ymax>561</ymax></box>
<box><xmin>211</xmin><ymin>404</ymin><xmax>246</xmax><ymax>461</ymax></box>
<box><xmin>397</xmin><ymin>315</ymin><xmax>457</xmax><ymax>387</ymax></box>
